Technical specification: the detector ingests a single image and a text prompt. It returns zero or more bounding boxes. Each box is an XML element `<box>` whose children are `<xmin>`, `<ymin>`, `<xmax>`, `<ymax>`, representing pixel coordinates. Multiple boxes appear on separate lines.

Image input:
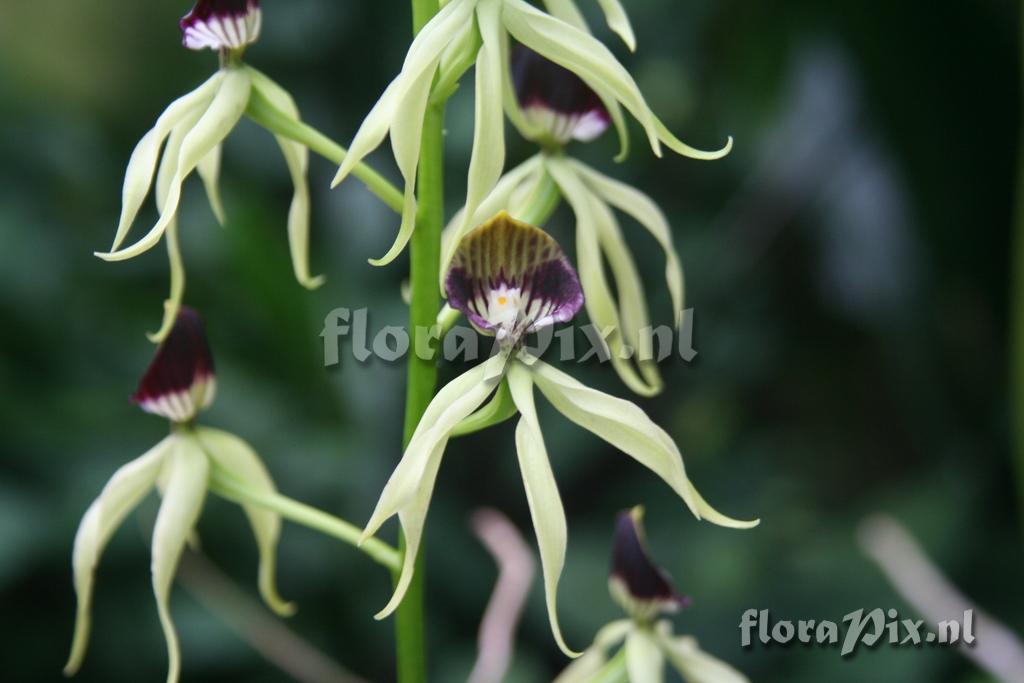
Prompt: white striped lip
<box><xmin>181</xmin><ymin>0</ymin><xmax>262</xmax><ymax>51</ymax></box>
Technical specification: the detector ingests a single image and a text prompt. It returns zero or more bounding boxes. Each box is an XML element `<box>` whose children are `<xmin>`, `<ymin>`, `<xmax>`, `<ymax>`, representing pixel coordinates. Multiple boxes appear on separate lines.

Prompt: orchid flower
<box><xmin>441</xmin><ymin>48</ymin><xmax>686</xmax><ymax>396</ymax></box>
<box><xmin>330</xmin><ymin>0</ymin><xmax>730</xmax><ymax>268</ymax></box>
<box><xmin>553</xmin><ymin>508</ymin><xmax>751</xmax><ymax>683</ymax></box>
<box><xmin>96</xmin><ymin>0</ymin><xmax>322</xmax><ymax>343</ymax></box>
<box><xmin>361</xmin><ymin>213</ymin><xmax>757</xmax><ymax>658</ymax></box>
<box><xmin>64</xmin><ymin>307</ymin><xmax>294</xmax><ymax>683</ymax></box>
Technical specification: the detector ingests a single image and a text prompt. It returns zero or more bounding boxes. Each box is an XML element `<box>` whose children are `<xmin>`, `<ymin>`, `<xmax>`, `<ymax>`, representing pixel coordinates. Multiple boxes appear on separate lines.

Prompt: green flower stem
<box><xmin>394</xmin><ymin>3</ymin><xmax>446</xmax><ymax>682</ymax></box>
<box><xmin>245</xmin><ymin>87</ymin><xmax>405</xmax><ymax>214</ymax></box>
<box><xmin>1014</xmin><ymin>0</ymin><xmax>1024</xmax><ymax>534</ymax></box>
<box><xmin>207</xmin><ymin>467</ymin><xmax>401</xmax><ymax>572</ymax></box>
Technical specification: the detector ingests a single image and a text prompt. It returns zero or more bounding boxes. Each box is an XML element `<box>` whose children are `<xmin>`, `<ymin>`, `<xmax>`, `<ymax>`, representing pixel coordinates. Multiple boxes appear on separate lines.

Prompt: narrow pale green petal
<box><xmin>626</xmin><ymin>629</ymin><xmax>665</xmax><ymax>683</ymax></box>
<box><xmin>248</xmin><ymin>68</ymin><xmax>325</xmax><ymax>288</ymax></box>
<box><xmin>147</xmin><ymin>105</ymin><xmax>206</xmax><ymax>344</ymax></box>
<box><xmin>542</xmin><ymin>0</ymin><xmax>588</xmax><ymax>30</ymax></box>
<box><xmin>591</xmin><ymin>186</ymin><xmax>663</xmax><ymax>392</ymax></box>
<box><xmin>545</xmin><ymin>157</ymin><xmax>659</xmax><ymax>396</ymax></box>
<box><xmin>440</xmin><ymin>155</ymin><xmax>543</xmax><ymax>290</ymax></box>
<box><xmin>570</xmin><ymin>159</ymin><xmax>684</xmax><ymax>326</ymax></box>
<box><xmin>151</xmin><ymin>436</ymin><xmax>210</xmax><ymax>683</ymax></box>
<box><xmin>433</xmin><ymin>15</ymin><xmax>482</xmax><ymax>103</ymax></box>
<box><xmin>502</xmin><ymin>0</ymin><xmax>662</xmax><ymax>155</ymax></box>
<box><xmin>595</xmin><ymin>619</ymin><xmax>635</xmax><ymax>649</ymax></box>
<box><xmin>99</xmin><ymin>68</ymin><xmax>251</xmax><ymax>262</ymax></box>
<box><xmin>195</xmin><ymin>145</ymin><xmax>226</xmax><ymax>226</ymax></box>
<box><xmin>362</xmin><ymin>353</ymin><xmax>507</xmax><ymax>544</ymax></box>
<box><xmin>529</xmin><ymin>357</ymin><xmax>759</xmax><ymax>529</ymax></box>
<box><xmin>331</xmin><ymin>0</ymin><xmax>474</xmax><ymax>188</ymax></box>
<box><xmin>451</xmin><ymin>379</ymin><xmax>517</xmax><ymax>436</ymax></box>
<box><xmin>376</xmin><ymin>441</ymin><xmax>444</xmax><ymax>620</ymax></box>
<box><xmin>193</xmin><ymin>427</ymin><xmax>295</xmax><ymax>617</ymax></box>
<box><xmin>460</xmin><ymin>0</ymin><xmax>506</xmax><ymax>240</ymax></box>
<box><xmin>596</xmin><ymin>0</ymin><xmax>636</xmax><ymax>51</ymax></box>
<box><xmin>507</xmin><ymin>362</ymin><xmax>580</xmax><ymax>658</ymax></box>
<box><xmin>64</xmin><ymin>437</ymin><xmax>172</xmax><ymax>676</ymax></box>
<box><xmin>368</xmin><ymin>56</ymin><xmax>440</xmax><ymax>267</ymax></box>
<box><xmin>656</xmin><ymin>117</ymin><xmax>733</xmax><ymax>161</ymax></box>
<box><xmin>499</xmin><ymin>22</ymin><xmax>547</xmax><ymax>143</ymax></box>
<box><xmin>658</xmin><ymin>630</ymin><xmax>750</xmax><ymax>683</ymax></box>
<box><xmin>110</xmin><ymin>72</ymin><xmax>224</xmax><ymax>252</ymax></box>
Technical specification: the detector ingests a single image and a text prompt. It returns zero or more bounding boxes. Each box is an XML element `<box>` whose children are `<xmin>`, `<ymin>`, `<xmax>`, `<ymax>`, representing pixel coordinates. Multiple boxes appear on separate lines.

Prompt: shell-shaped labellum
<box><xmin>446</xmin><ymin>211</ymin><xmax>584</xmax><ymax>343</ymax></box>
<box><xmin>610</xmin><ymin>507</ymin><xmax>689</xmax><ymax>620</ymax></box>
<box><xmin>511</xmin><ymin>45</ymin><xmax>611</xmax><ymax>145</ymax></box>
<box><xmin>181</xmin><ymin>0</ymin><xmax>262</xmax><ymax>51</ymax></box>
<box><xmin>132</xmin><ymin>307</ymin><xmax>217</xmax><ymax>423</ymax></box>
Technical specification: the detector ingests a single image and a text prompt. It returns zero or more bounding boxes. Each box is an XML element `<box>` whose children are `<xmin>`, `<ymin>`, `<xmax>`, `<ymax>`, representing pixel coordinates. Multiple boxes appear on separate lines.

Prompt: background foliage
<box><xmin>0</xmin><ymin>1</ymin><xmax>1019</xmax><ymax>681</ymax></box>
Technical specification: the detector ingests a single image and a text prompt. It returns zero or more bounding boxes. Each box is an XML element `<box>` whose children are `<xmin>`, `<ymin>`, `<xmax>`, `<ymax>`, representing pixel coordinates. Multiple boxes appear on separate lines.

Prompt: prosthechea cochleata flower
<box><xmin>96</xmin><ymin>0</ymin><xmax>322</xmax><ymax>343</ymax></box>
<box><xmin>361</xmin><ymin>213</ymin><xmax>757</xmax><ymax>658</ymax></box>
<box><xmin>554</xmin><ymin>508</ymin><xmax>750</xmax><ymax>683</ymax></box>
<box><xmin>65</xmin><ymin>307</ymin><xmax>294</xmax><ymax>683</ymax></box>
<box><xmin>442</xmin><ymin>47</ymin><xmax>685</xmax><ymax>396</ymax></box>
<box><xmin>330</xmin><ymin>0</ymin><xmax>730</xmax><ymax>268</ymax></box>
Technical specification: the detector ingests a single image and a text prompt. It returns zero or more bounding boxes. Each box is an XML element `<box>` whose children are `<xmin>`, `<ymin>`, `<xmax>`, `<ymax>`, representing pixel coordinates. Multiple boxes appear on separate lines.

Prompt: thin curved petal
<box><xmin>596</xmin><ymin>0</ymin><xmax>636</xmax><ymax>52</ymax></box>
<box><xmin>193</xmin><ymin>427</ymin><xmax>295</xmax><ymax>617</ymax></box>
<box><xmin>545</xmin><ymin>157</ymin><xmax>659</xmax><ymax>396</ymax></box>
<box><xmin>196</xmin><ymin>144</ymin><xmax>226</xmax><ymax>226</ymax></box>
<box><xmin>365</xmin><ymin>353</ymin><xmax>508</xmax><ymax>618</ymax></box>
<box><xmin>658</xmin><ymin>629</ymin><xmax>750</xmax><ymax>683</ymax></box>
<box><xmin>569</xmin><ymin>159</ymin><xmax>684</xmax><ymax>327</ymax></box>
<box><xmin>109</xmin><ymin>72</ymin><xmax>224</xmax><ymax>253</ymax></box>
<box><xmin>541</xmin><ymin>0</ymin><xmax>588</xmax><ymax>31</ymax></box>
<box><xmin>626</xmin><ymin>628</ymin><xmax>665</xmax><ymax>683</ymax></box>
<box><xmin>64</xmin><ymin>437</ymin><xmax>173</xmax><ymax>676</ymax></box>
<box><xmin>151</xmin><ymin>436</ymin><xmax>210</xmax><ymax>683</ymax></box>
<box><xmin>331</xmin><ymin>0</ymin><xmax>474</xmax><ymax>188</ymax></box>
<box><xmin>507</xmin><ymin>362</ymin><xmax>579</xmax><ymax>658</ymax></box>
<box><xmin>147</xmin><ymin>103</ymin><xmax>208</xmax><ymax>344</ymax></box>
<box><xmin>247</xmin><ymin>68</ymin><xmax>324</xmax><ymax>288</ymax></box>
<box><xmin>100</xmin><ymin>68</ymin><xmax>251</xmax><ymax>262</ymax></box>
<box><xmin>529</xmin><ymin>358</ymin><xmax>759</xmax><ymax>529</ymax></box>
<box><xmin>461</xmin><ymin>0</ymin><xmax>507</xmax><ymax>241</ymax></box>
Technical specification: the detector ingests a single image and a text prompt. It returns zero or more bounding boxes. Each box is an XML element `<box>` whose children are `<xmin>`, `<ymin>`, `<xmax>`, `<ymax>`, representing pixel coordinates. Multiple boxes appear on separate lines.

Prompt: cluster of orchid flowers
<box><xmin>68</xmin><ymin>1</ymin><xmax>758</xmax><ymax>682</ymax></box>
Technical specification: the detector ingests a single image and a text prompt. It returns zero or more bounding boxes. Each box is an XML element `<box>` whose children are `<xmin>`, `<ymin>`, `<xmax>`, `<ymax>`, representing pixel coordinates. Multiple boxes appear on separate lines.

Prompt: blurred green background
<box><xmin>1</xmin><ymin>1</ymin><xmax>1020</xmax><ymax>681</ymax></box>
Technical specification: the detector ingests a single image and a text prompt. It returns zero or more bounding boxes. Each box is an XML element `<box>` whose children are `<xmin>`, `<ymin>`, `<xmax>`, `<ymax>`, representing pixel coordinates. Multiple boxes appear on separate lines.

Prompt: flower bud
<box><xmin>610</xmin><ymin>507</ymin><xmax>689</xmax><ymax>621</ymax></box>
<box><xmin>511</xmin><ymin>45</ymin><xmax>611</xmax><ymax>146</ymax></box>
<box><xmin>131</xmin><ymin>307</ymin><xmax>216</xmax><ymax>423</ymax></box>
<box><xmin>181</xmin><ymin>0</ymin><xmax>262</xmax><ymax>52</ymax></box>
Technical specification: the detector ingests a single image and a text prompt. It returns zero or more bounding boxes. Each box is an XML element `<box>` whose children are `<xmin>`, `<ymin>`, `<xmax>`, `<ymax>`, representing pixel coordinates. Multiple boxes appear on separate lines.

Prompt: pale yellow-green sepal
<box><xmin>193</xmin><ymin>427</ymin><xmax>296</xmax><ymax>617</ymax></box>
<box><xmin>64</xmin><ymin>437</ymin><xmax>173</xmax><ymax>676</ymax></box>
<box><xmin>507</xmin><ymin>362</ymin><xmax>580</xmax><ymax>658</ymax></box>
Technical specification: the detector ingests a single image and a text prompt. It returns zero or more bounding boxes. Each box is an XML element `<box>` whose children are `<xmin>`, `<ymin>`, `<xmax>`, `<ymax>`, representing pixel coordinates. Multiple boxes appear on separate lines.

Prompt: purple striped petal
<box><xmin>131</xmin><ymin>307</ymin><xmax>216</xmax><ymax>423</ymax></box>
<box><xmin>610</xmin><ymin>507</ymin><xmax>689</xmax><ymax>620</ymax></box>
<box><xmin>446</xmin><ymin>211</ymin><xmax>583</xmax><ymax>343</ymax></box>
<box><xmin>511</xmin><ymin>45</ymin><xmax>611</xmax><ymax>145</ymax></box>
<box><xmin>181</xmin><ymin>0</ymin><xmax>262</xmax><ymax>51</ymax></box>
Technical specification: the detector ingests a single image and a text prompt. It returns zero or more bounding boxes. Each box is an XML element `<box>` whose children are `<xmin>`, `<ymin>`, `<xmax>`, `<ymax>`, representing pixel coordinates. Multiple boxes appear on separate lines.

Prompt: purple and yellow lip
<box><xmin>446</xmin><ymin>211</ymin><xmax>584</xmax><ymax>343</ymax></box>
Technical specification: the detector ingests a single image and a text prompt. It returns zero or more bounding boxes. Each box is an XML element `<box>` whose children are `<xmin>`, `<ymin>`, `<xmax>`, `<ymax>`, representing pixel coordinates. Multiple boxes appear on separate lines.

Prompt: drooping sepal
<box><xmin>512</xmin><ymin>45</ymin><xmax>611</xmax><ymax>145</ymax></box>
<box><xmin>132</xmin><ymin>307</ymin><xmax>216</xmax><ymax>423</ymax></box>
<box><xmin>181</xmin><ymin>0</ymin><xmax>262</xmax><ymax>52</ymax></box>
<box><xmin>609</xmin><ymin>506</ymin><xmax>688</xmax><ymax>621</ymax></box>
<box><xmin>445</xmin><ymin>211</ymin><xmax>584</xmax><ymax>343</ymax></box>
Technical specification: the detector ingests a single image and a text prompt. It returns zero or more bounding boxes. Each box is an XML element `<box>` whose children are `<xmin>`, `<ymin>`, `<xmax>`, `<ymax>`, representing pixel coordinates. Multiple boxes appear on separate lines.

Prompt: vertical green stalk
<box><xmin>395</xmin><ymin>2</ymin><xmax>443</xmax><ymax>681</ymax></box>
<box><xmin>1013</xmin><ymin>0</ymin><xmax>1024</xmax><ymax>535</ymax></box>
